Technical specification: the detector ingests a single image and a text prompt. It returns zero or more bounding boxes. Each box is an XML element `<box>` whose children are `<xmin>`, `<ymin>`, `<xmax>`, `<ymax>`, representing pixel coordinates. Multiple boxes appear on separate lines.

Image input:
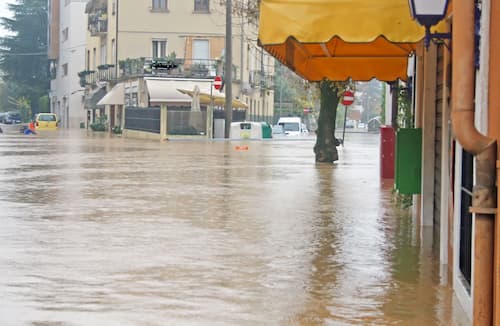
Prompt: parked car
<box><xmin>367</xmin><ymin>117</ymin><xmax>382</xmax><ymax>132</ymax></box>
<box><xmin>34</xmin><ymin>113</ymin><xmax>59</xmax><ymax>130</ymax></box>
<box><xmin>0</xmin><ymin>111</ymin><xmax>22</xmax><ymax>124</ymax></box>
<box><xmin>277</xmin><ymin>117</ymin><xmax>308</xmax><ymax>136</ymax></box>
<box><xmin>272</xmin><ymin>124</ymin><xmax>284</xmax><ymax>135</ymax></box>
<box><xmin>345</xmin><ymin>119</ymin><xmax>355</xmax><ymax>128</ymax></box>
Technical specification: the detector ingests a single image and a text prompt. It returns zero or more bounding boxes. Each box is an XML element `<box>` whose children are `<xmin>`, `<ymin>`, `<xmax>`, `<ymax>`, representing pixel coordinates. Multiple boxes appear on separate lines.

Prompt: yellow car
<box><xmin>35</xmin><ymin>113</ymin><xmax>59</xmax><ymax>130</ymax></box>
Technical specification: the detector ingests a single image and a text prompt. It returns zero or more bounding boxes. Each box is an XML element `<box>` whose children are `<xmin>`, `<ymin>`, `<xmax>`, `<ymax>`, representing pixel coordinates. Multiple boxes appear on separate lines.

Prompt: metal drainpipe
<box><xmin>452</xmin><ymin>0</ymin><xmax>497</xmax><ymax>324</ymax></box>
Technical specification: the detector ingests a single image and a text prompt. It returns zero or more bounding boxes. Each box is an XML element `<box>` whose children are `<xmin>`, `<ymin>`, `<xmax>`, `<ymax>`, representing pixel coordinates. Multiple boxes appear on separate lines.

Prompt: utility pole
<box><xmin>260</xmin><ymin>46</ymin><xmax>265</xmax><ymax>122</ymax></box>
<box><xmin>240</xmin><ymin>13</ymin><xmax>244</xmax><ymax>98</ymax></box>
<box><xmin>224</xmin><ymin>0</ymin><xmax>233</xmax><ymax>138</ymax></box>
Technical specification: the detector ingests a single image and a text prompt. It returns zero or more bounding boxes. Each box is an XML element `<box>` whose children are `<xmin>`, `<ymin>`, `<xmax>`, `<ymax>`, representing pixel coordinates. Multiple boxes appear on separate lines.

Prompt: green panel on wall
<box><xmin>395</xmin><ymin>128</ymin><xmax>422</xmax><ymax>194</ymax></box>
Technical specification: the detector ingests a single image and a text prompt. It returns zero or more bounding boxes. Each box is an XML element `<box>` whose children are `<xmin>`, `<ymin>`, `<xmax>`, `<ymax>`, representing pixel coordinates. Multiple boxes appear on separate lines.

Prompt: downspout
<box><xmin>452</xmin><ymin>0</ymin><xmax>497</xmax><ymax>324</ymax></box>
<box><xmin>489</xmin><ymin>0</ymin><xmax>500</xmax><ymax>324</ymax></box>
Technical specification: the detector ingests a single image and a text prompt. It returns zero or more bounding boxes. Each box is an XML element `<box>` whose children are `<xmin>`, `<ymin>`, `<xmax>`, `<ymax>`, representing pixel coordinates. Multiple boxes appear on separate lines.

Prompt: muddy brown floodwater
<box><xmin>0</xmin><ymin>130</ymin><xmax>469</xmax><ymax>325</ymax></box>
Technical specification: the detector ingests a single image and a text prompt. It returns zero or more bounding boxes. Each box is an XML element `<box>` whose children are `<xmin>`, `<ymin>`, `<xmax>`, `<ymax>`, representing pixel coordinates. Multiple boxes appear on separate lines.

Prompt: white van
<box><xmin>277</xmin><ymin>117</ymin><xmax>308</xmax><ymax>136</ymax></box>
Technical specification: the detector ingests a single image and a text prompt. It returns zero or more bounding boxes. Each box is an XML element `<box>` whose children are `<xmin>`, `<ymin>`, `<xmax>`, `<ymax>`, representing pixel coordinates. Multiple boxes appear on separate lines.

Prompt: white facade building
<box><xmin>49</xmin><ymin>0</ymin><xmax>88</xmax><ymax>128</ymax></box>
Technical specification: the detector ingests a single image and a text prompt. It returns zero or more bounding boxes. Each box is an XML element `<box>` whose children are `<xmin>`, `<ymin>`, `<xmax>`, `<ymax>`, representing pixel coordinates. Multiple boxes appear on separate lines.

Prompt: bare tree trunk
<box><xmin>314</xmin><ymin>80</ymin><xmax>340</xmax><ymax>162</ymax></box>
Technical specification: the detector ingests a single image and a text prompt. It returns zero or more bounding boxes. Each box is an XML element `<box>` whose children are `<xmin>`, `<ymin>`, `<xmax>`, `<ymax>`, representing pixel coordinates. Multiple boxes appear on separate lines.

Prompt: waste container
<box><xmin>395</xmin><ymin>128</ymin><xmax>422</xmax><ymax>194</ymax></box>
<box><xmin>261</xmin><ymin>122</ymin><xmax>272</xmax><ymax>138</ymax></box>
<box><xmin>380</xmin><ymin>125</ymin><xmax>395</xmax><ymax>179</ymax></box>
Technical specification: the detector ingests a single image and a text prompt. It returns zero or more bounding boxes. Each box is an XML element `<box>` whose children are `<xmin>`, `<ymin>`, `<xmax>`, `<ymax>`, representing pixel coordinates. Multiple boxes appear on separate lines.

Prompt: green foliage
<box><xmin>274</xmin><ymin>62</ymin><xmax>321</xmax><ymax>117</ymax></box>
<box><xmin>111</xmin><ymin>125</ymin><xmax>122</xmax><ymax>134</ymax></box>
<box><xmin>0</xmin><ymin>82</ymin><xmax>8</xmax><ymax>111</ymax></box>
<box><xmin>397</xmin><ymin>82</ymin><xmax>413</xmax><ymax>129</ymax></box>
<box><xmin>219</xmin><ymin>0</ymin><xmax>261</xmax><ymax>25</ymax></box>
<box><xmin>78</xmin><ymin>70</ymin><xmax>94</xmax><ymax>87</ymax></box>
<box><xmin>0</xmin><ymin>0</ymin><xmax>49</xmax><ymax>115</ymax></box>
<box><xmin>356</xmin><ymin>79</ymin><xmax>384</xmax><ymax>122</ymax></box>
<box><xmin>8</xmin><ymin>96</ymin><xmax>31</xmax><ymax>122</ymax></box>
<box><xmin>90</xmin><ymin>115</ymin><xmax>108</xmax><ymax>132</ymax></box>
<box><xmin>38</xmin><ymin>95</ymin><xmax>49</xmax><ymax>113</ymax></box>
<box><xmin>381</xmin><ymin>82</ymin><xmax>386</xmax><ymax>123</ymax></box>
<box><xmin>392</xmin><ymin>188</ymin><xmax>413</xmax><ymax>209</ymax></box>
<box><xmin>119</xmin><ymin>57</ymin><xmax>146</xmax><ymax>75</ymax></box>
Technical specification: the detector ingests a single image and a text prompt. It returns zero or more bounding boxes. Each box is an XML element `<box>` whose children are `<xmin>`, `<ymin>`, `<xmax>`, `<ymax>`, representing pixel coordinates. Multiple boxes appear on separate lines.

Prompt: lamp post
<box><xmin>408</xmin><ymin>0</ymin><xmax>451</xmax><ymax>49</ymax></box>
<box><xmin>224</xmin><ymin>0</ymin><xmax>233</xmax><ymax>138</ymax></box>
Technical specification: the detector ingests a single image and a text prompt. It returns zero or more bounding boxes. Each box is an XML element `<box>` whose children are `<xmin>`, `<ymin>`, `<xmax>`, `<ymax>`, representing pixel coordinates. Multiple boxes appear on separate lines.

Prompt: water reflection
<box><xmin>0</xmin><ymin>130</ymin><xmax>468</xmax><ymax>325</ymax></box>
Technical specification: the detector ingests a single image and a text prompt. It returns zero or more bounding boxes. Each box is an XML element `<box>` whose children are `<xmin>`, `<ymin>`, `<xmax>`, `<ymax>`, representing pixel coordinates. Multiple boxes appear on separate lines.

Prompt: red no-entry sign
<box><xmin>342</xmin><ymin>90</ymin><xmax>355</xmax><ymax>106</ymax></box>
<box><xmin>213</xmin><ymin>75</ymin><xmax>223</xmax><ymax>90</ymax></box>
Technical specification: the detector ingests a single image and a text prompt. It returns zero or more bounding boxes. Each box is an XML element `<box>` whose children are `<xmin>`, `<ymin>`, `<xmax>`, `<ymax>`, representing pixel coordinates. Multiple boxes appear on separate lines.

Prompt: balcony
<box><xmin>80</xmin><ymin>57</ymin><xmax>242</xmax><ymax>86</ymax></box>
<box><xmin>78</xmin><ymin>64</ymin><xmax>116</xmax><ymax>88</ymax></box>
<box><xmin>118</xmin><ymin>57</ymin><xmax>221</xmax><ymax>79</ymax></box>
<box><xmin>249</xmin><ymin>70</ymin><xmax>274</xmax><ymax>89</ymax></box>
<box><xmin>88</xmin><ymin>9</ymin><xmax>108</xmax><ymax>36</ymax></box>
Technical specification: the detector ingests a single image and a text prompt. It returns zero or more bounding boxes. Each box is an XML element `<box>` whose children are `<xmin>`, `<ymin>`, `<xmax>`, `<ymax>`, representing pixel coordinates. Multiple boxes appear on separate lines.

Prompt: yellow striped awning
<box><xmin>258</xmin><ymin>0</ymin><xmax>449</xmax><ymax>81</ymax></box>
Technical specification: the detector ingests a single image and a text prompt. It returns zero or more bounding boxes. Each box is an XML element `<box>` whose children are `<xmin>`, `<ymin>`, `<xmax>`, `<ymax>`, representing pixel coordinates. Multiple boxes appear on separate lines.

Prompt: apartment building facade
<box><xmin>48</xmin><ymin>0</ymin><xmax>89</xmax><ymax>128</ymax></box>
<box><xmin>82</xmin><ymin>0</ymin><xmax>274</xmax><ymax>133</ymax></box>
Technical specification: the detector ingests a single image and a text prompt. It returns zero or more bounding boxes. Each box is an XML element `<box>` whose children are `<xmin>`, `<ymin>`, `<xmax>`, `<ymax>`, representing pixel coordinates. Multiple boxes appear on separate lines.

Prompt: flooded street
<box><xmin>0</xmin><ymin>130</ymin><xmax>468</xmax><ymax>325</ymax></box>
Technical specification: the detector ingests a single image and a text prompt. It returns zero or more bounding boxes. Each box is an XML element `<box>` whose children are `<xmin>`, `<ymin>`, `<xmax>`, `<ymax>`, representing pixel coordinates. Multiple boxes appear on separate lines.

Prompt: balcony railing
<box><xmin>88</xmin><ymin>9</ymin><xmax>108</xmax><ymax>36</ymax></box>
<box><xmin>78</xmin><ymin>64</ymin><xmax>116</xmax><ymax>88</ymax></box>
<box><xmin>249</xmin><ymin>70</ymin><xmax>274</xmax><ymax>89</ymax></box>
<box><xmin>118</xmin><ymin>57</ymin><xmax>221</xmax><ymax>79</ymax></box>
<box><xmin>79</xmin><ymin>57</ymin><xmax>244</xmax><ymax>88</ymax></box>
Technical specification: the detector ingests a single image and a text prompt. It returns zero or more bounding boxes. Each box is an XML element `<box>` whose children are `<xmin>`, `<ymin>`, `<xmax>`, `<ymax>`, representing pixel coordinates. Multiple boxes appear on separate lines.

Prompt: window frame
<box><xmin>62</xmin><ymin>63</ymin><xmax>68</xmax><ymax>77</ymax></box>
<box><xmin>151</xmin><ymin>0</ymin><xmax>168</xmax><ymax>12</ymax></box>
<box><xmin>192</xmin><ymin>39</ymin><xmax>209</xmax><ymax>64</ymax></box>
<box><xmin>62</xmin><ymin>27</ymin><xmax>69</xmax><ymax>42</ymax></box>
<box><xmin>194</xmin><ymin>0</ymin><xmax>209</xmax><ymax>13</ymax></box>
<box><xmin>152</xmin><ymin>39</ymin><xmax>167</xmax><ymax>58</ymax></box>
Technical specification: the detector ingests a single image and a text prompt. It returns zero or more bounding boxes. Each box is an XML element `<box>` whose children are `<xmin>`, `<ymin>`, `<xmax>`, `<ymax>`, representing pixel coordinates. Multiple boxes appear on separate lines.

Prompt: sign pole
<box><xmin>207</xmin><ymin>81</ymin><xmax>214</xmax><ymax>139</ymax></box>
<box><xmin>342</xmin><ymin>104</ymin><xmax>347</xmax><ymax>146</ymax></box>
<box><xmin>340</xmin><ymin>89</ymin><xmax>355</xmax><ymax>146</ymax></box>
<box><xmin>224</xmin><ymin>0</ymin><xmax>233</xmax><ymax>138</ymax></box>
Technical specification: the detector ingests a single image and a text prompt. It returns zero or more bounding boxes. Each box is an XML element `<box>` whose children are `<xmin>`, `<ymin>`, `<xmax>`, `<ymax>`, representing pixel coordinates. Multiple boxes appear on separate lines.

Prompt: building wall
<box><xmin>83</xmin><ymin>0</ymin><xmax>274</xmax><ymax>122</ymax></box>
<box><xmin>48</xmin><ymin>0</ymin><xmax>60</xmax><ymax>60</ymax></box>
<box><xmin>50</xmin><ymin>0</ymin><xmax>89</xmax><ymax>128</ymax></box>
<box><xmin>451</xmin><ymin>0</ymin><xmax>491</xmax><ymax>321</ymax></box>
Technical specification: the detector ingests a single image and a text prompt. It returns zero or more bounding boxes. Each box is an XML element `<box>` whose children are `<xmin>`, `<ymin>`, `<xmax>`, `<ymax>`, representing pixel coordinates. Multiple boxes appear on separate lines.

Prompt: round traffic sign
<box><xmin>213</xmin><ymin>75</ymin><xmax>223</xmax><ymax>90</ymax></box>
<box><xmin>341</xmin><ymin>90</ymin><xmax>354</xmax><ymax>106</ymax></box>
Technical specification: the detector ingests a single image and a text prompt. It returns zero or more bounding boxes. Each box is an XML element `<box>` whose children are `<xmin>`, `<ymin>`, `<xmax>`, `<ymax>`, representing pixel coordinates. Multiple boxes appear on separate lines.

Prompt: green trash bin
<box><xmin>261</xmin><ymin>122</ymin><xmax>272</xmax><ymax>138</ymax></box>
<box><xmin>80</xmin><ymin>122</ymin><xmax>85</xmax><ymax>129</ymax></box>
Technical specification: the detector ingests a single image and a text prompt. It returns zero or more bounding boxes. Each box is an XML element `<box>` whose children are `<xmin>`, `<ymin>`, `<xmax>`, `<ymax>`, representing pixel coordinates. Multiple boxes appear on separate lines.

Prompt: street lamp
<box><xmin>408</xmin><ymin>0</ymin><xmax>451</xmax><ymax>49</ymax></box>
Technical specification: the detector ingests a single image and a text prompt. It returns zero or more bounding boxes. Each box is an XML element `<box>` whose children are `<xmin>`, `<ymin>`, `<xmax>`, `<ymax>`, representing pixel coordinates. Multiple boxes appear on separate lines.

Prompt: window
<box><xmin>65</xmin><ymin>0</ymin><xmax>71</xmax><ymax>6</ymax></box>
<box><xmin>62</xmin><ymin>27</ymin><xmax>68</xmax><ymax>42</ymax></box>
<box><xmin>194</xmin><ymin>0</ymin><xmax>209</xmax><ymax>12</ymax></box>
<box><xmin>100</xmin><ymin>43</ymin><xmax>107</xmax><ymax>65</ymax></box>
<box><xmin>152</xmin><ymin>39</ymin><xmax>167</xmax><ymax>58</ymax></box>
<box><xmin>93</xmin><ymin>48</ymin><xmax>96</xmax><ymax>69</ymax></box>
<box><xmin>192</xmin><ymin>39</ymin><xmax>209</xmax><ymax>64</ymax></box>
<box><xmin>152</xmin><ymin>0</ymin><xmax>167</xmax><ymax>11</ymax></box>
<box><xmin>459</xmin><ymin>149</ymin><xmax>474</xmax><ymax>287</ymax></box>
<box><xmin>38</xmin><ymin>114</ymin><xmax>57</xmax><ymax>122</ymax></box>
<box><xmin>62</xmin><ymin>63</ymin><xmax>68</xmax><ymax>77</ymax></box>
<box><xmin>111</xmin><ymin>39</ymin><xmax>116</xmax><ymax>63</ymax></box>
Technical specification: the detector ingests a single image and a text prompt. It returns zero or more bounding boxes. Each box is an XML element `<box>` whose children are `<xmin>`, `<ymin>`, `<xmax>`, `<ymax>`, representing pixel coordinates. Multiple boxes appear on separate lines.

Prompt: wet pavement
<box><xmin>0</xmin><ymin>130</ymin><xmax>469</xmax><ymax>325</ymax></box>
